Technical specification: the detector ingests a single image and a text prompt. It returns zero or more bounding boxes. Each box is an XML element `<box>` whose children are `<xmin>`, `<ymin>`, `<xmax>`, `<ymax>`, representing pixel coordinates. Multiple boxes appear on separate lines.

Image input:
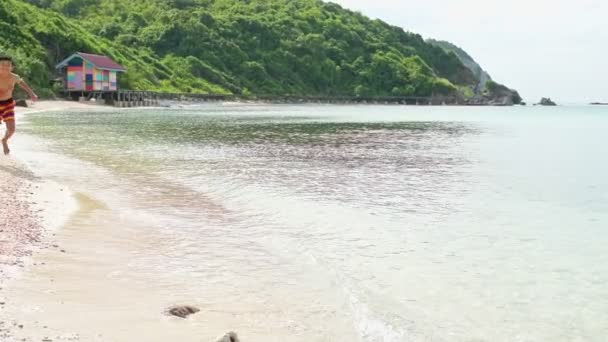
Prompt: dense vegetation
<box><xmin>427</xmin><ymin>39</ymin><xmax>491</xmax><ymax>92</ymax></box>
<box><xmin>2</xmin><ymin>0</ymin><xmax>510</xmax><ymax>99</ymax></box>
<box><xmin>0</xmin><ymin>0</ymin><xmax>227</xmax><ymax>97</ymax></box>
<box><xmin>429</xmin><ymin>39</ymin><xmax>521</xmax><ymax>104</ymax></box>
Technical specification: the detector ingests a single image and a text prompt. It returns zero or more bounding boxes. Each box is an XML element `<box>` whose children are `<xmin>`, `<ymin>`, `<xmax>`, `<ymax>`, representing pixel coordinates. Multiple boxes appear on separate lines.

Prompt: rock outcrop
<box><xmin>538</xmin><ymin>97</ymin><xmax>557</xmax><ymax>106</ymax></box>
<box><xmin>463</xmin><ymin>81</ymin><xmax>522</xmax><ymax>106</ymax></box>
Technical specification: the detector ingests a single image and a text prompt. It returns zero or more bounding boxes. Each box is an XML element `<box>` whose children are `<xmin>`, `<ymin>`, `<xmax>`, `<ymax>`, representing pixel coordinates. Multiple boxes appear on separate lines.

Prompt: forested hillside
<box><xmin>2</xmin><ymin>0</ymin><xmax>515</xmax><ymax>100</ymax></box>
<box><xmin>428</xmin><ymin>39</ymin><xmax>521</xmax><ymax>104</ymax></box>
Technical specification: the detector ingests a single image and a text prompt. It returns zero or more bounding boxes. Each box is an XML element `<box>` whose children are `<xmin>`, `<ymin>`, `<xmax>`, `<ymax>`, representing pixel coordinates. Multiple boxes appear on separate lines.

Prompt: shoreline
<box><xmin>0</xmin><ymin>101</ymin><xmax>243</xmax><ymax>342</ymax></box>
<box><xmin>0</xmin><ymin>101</ymin><xmax>88</xmax><ymax>341</ymax></box>
<box><xmin>1</xmin><ymin>101</ymin><xmax>92</xmax><ymax>283</ymax></box>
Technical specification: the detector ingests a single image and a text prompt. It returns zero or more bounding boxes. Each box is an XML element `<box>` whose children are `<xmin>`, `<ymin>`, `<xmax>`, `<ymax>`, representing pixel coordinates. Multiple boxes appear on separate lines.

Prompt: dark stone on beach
<box><xmin>15</xmin><ymin>99</ymin><xmax>28</xmax><ymax>107</ymax></box>
<box><xmin>216</xmin><ymin>331</ymin><xmax>240</xmax><ymax>342</ymax></box>
<box><xmin>166</xmin><ymin>305</ymin><xmax>200</xmax><ymax>318</ymax></box>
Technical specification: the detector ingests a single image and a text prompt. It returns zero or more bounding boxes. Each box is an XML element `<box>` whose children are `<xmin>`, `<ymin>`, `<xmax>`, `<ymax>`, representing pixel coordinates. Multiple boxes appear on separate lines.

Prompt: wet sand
<box><xmin>0</xmin><ymin>101</ymin><xmax>98</xmax><ymax>341</ymax></box>
<box><xmin>1</xmin><ymin>101</ymin><xmax>93</xmax><ymax>284</ymax></box>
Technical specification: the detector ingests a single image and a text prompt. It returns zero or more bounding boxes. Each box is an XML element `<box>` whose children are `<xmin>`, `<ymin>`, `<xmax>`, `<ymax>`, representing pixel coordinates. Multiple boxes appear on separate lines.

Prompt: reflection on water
<box><xmin>27</xmin><ymin>108</ymin><xmax>478</xmax><ymax>217</ymax></box>
<box><xmin>17</xmin><ymin>104</ymin><xmax>608</xmax><ymax>341</ymax></box>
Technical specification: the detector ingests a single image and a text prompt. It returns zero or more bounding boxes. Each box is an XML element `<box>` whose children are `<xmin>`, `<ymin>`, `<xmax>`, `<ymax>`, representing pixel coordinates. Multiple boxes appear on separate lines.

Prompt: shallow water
<box><xmin>13</xmin><ymin>104</ymin><xmax>608</xmax><ymax>341</ymax></box>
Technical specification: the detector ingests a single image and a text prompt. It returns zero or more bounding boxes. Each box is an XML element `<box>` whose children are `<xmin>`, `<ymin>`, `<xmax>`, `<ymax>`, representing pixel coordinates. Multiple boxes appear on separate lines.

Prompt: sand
<box><xmin>0</xmin><ymin>101</ymin><xmax>95</xmax><ymax>341</ymax></box>
<box><xmin>1</xmin><ymin>101</ymin><xmax>94</xmax><ymax>282</ymax></box>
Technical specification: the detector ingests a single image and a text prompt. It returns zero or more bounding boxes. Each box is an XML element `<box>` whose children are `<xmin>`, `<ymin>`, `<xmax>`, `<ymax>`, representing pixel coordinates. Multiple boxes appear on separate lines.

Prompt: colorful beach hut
<box><xmin>55</xmin><ymin>52</ymin><xmax>126</xmax><ymax>92</ymax></box>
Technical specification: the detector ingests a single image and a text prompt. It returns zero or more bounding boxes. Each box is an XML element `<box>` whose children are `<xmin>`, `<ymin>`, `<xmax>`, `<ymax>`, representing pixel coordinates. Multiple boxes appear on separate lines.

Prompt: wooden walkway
<box><xmin>63</xmin><ymin>90</ymin><xmax>464</xmax><ymax>107</ymax></box>
<box><xmin>62</xmin><ymin>90</ymin><xmax>231</xmax><ymax>107</ymax></box>
<box><xmin>253</xmin><ymin>95</ymin><xmax>461</xmax><ymax>105</ymax></box>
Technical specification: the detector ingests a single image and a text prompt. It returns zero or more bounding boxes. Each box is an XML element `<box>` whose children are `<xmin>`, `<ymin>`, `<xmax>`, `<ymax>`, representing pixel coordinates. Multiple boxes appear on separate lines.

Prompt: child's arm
<box><xmin>14</xmin><ymin>74</ymin><xmax>38</xmax><ymax>102</ymax></box>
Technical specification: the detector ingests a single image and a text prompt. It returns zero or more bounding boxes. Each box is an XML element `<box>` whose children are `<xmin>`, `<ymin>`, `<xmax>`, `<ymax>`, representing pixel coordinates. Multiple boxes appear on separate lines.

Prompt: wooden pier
<box><xmin>62</xmin><ymin>90</ymin><xmax>232</xmax><ymax>107</ymax></box>
<box><xmin>114</xmin><ymin>91</ymin><xmax>159</xmax><ymax>107</ymax></box>
<box><xmin>252</xmin><ymin>95</ymin><xmax>462</xmax><ymax>105</ymax></box>
<box><xmin>62</xmin><ymin>90</ymin><xmax>472</xmax><ymax>107</ymax></box>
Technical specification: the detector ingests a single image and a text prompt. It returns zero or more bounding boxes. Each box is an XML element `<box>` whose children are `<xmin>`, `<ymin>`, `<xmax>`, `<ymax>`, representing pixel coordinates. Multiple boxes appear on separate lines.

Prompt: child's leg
<box><xmin>1</xmin><ymin>100</ymin><xmax>15</xmax><ymax>155</ymax></box>
<box><xmin>2</xmin><ymin>119</ymin><xmax>15</xmax><ymax>155</ymax></box>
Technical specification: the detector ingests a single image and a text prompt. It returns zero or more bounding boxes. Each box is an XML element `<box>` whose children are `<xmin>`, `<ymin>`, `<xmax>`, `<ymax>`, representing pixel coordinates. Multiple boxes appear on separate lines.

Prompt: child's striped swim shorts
<box><xmin>0</xmin><ymin>98</ymin><xmax>15</xmax><ymax>122</ymax></box>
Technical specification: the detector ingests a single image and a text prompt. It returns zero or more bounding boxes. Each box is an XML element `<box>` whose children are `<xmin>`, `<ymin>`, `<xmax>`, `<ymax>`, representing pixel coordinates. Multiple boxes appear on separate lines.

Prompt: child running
<box><xmin>0</xmin><ymin>56</ymin><xmax>38</xmax><ymax>155</ymax></box>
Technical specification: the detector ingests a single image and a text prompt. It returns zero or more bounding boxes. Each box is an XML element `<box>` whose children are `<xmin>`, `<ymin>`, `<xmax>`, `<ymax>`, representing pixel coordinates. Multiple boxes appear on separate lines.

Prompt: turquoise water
<box><xmin>20</xmin><ymin>104</ymin><xmax>608</xmax><ymax>341</ymax></box>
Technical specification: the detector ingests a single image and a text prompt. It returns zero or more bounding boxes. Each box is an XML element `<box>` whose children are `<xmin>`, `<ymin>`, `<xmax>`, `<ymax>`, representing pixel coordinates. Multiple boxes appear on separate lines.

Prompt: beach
<box><xmin>0</xmin><ymin>101</ymin><xmax>94</xmax><ymax>285</ymax></box>
<box><xmin>0</xmin><ymin>101</ymin><xmax>249</xmax><ymax>342</ymax></box>
<box><xmin>1</xmin><ymin>102</ymin><xmax>607</xmax><ymax>342</ymax></box>
<box><xmin>0</xmin><ymin>101</ymin><xmax>99</xmax><ymax>341</ymax></box>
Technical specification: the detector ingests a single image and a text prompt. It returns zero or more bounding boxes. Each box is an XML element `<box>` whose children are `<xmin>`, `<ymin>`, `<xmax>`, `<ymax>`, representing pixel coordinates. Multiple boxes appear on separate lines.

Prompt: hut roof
<box><xmin>56</xmin><ymin>52</ymin><xmax>126</xmax><ymax>72</ymax></box>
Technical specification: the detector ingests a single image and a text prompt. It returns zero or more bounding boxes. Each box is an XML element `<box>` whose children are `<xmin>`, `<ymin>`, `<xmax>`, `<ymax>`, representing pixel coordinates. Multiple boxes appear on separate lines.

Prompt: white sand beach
<box><xmin>1</xmin><ymin>101</ymin><xmax>98</xmax><ymax>284</ymax></box>
<box><xmin>0</xmin><ymin>101</ymin><xmax>96</xmax><ymax>341</ymax></box>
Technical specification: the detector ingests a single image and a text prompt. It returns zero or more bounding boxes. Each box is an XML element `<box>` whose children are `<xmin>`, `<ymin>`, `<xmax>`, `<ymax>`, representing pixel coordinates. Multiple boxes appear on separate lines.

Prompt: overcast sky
<box><xmin>330</xmin><ymin>0</ymin><xmax>607</xmax><ymax>103</ymax></box>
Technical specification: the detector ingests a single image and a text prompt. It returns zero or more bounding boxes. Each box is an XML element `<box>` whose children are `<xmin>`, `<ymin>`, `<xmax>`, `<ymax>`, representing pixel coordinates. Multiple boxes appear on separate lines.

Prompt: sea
<box><xmin>13</xmin><ymin>103</ymin><xmax>608</xmax><ymax>341</ymax></box>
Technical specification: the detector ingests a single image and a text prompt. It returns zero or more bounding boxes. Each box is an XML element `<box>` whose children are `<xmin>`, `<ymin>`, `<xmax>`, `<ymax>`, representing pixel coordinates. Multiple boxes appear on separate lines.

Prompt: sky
<box><xmin>330</xmin><ymin>0</ymin><xmax>608</xmax><ymax>103</ymax></box>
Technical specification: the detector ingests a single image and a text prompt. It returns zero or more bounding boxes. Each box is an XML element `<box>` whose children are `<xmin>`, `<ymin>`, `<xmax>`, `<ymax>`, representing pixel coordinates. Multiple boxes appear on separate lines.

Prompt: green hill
<box><xmin>1</xmin><ymin>0</ymin><xmax>229</xmax><ymax>97</ymax></box>
<box><xmin>2</xmin><ymin>0</ymin><xmax>514</xmax><ymax>100</ymax></box>
<box><xmin>427</xmin><ymin>39</ymin><xmax>521</xmax><ymax>104</ymax></box>
<box><xmin>427</xmin><ymin>39</ymin><xmax>492</xmax><ymax>92</ymax></box>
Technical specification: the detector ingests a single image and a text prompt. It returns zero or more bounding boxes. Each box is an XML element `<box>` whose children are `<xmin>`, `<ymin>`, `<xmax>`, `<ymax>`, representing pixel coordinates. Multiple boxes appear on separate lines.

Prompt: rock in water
<box><xmin>538</xmin><ymin>97</ymin><xmax>557</xmax><ymax>106</ymax></box>
<box><xmin>166</xmin><ymin>305</ymin><xmax>200</xmax><ymax>318</ymax></box>
<box><xmin>216</xmin><ymin>331</ymin><xmax>240</xmax><ymax>342</ymax></box>
<box><xmin>15</xmin><ymin>99</ymin><xmax>28</xmax><ymax>107</ymax></box>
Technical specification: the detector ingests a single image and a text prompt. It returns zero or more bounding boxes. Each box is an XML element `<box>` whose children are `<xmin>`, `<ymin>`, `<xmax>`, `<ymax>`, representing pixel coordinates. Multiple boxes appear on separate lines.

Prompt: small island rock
<box><xmin>538</xmin><ymin>97</ymin><xmax>557</xmax><ymax>106</ymax></box>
